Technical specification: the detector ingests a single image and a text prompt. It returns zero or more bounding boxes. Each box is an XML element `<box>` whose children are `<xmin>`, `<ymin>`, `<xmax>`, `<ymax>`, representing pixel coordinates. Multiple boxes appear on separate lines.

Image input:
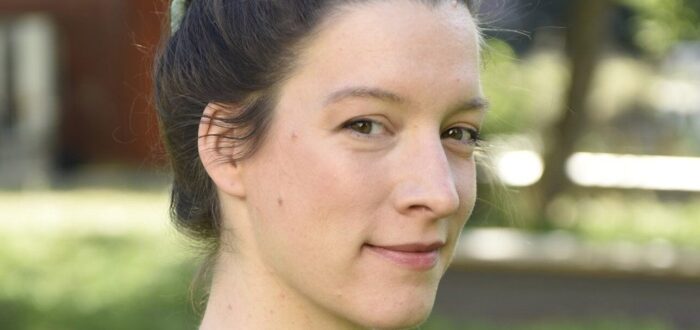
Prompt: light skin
<box><xmin>198</xmin><ymin>1</ymin><xmax>486</xmax><ymax>329</ymax></box>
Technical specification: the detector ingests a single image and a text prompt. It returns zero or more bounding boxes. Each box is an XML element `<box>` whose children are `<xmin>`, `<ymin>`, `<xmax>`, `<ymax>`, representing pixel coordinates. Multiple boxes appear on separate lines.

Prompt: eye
<box><xmin>343</xmin><ymin>119</ymin><xmax>387</xmax><ymax>136</ymax></box>
<box><xmin>441</xmin><ymin>126</ymin><xmax>481</xmax><ymax>146</ymax></box>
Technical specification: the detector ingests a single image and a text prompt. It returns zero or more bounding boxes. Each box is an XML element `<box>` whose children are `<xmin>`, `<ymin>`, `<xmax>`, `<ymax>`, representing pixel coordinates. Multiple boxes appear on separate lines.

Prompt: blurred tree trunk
<box><xmin>532</xmin><ymin>0</ymin><xmax>612</xmax><ymax>227</ymax></box>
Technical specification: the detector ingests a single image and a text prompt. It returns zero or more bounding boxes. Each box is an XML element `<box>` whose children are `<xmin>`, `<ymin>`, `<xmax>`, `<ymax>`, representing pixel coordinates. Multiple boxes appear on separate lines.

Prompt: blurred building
<box><xmin>0</xmin><ymin>0</ymin><xmax>167</xmax><ymax>187</ymax></box>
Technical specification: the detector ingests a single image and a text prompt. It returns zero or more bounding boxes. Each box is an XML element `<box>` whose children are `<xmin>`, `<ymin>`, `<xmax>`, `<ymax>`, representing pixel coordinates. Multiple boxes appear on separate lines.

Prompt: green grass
<box><xmin>0</xmin><ymin>234</ymin><xmax>199</xmax><ymax>330</ymax></box>
<box><xmin>0</xmin><ymin>189</ymin><xmax>200</xmax><ymax>330</ymax></box>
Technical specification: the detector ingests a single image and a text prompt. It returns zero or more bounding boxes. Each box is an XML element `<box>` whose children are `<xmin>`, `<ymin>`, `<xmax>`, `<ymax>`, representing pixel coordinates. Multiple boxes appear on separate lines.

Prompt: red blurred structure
<box><xmin>0</xmin><ymin>0</ymin><xmax>167</xmax><ymax>168</ymax></box>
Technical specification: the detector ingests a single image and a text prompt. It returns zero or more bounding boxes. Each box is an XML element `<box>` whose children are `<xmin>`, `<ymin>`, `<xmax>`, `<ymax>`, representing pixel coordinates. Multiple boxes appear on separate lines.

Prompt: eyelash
<box><xmin>342</xmin><ymin>119</ymin><xmax>388</xmax><ymax>137</ymax></box>
<box><xmin>342</xmin><ymin>118</ymin><xmax>482</xmax><ymax>146</ymax></box>
<box><xmin>440</xmin><ymin>126</ymin><xmax>482</xmax><ymax>146</ymax></box>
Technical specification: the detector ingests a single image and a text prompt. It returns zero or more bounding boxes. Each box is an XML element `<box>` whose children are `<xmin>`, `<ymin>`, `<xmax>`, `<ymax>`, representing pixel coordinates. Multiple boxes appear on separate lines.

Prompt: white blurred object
<box><xmin>454</xmin><ymin>228</ymin><xmax>700</xmax><ymax>278</ymax></box>
<box><xmin>650</xmin><ymin>42</ymin><xmax>700</xmax><ymax>115</ymax></box>
<box><xmin>567</xmin><ymin>152</ymin><xmax>700</xmax><ymax>192</ymax></box>
<box><xmin>0</xmin><ymin>15</ymin><xmax>58</xmax><ymax>188</ymax></box>
<box><xmin>650</xmin><ymin>78</ymin><xmax>700</xmax><ymax>115</ymax></box>
<box><xmin>491</xmin><ymin>148</ymin><xmax>700</xmax><ymax>192</ymax></box>
<box><xmin>495</xmin><ymin>150</ymin><xmax>544</xmax><ymax>186</ymax></box>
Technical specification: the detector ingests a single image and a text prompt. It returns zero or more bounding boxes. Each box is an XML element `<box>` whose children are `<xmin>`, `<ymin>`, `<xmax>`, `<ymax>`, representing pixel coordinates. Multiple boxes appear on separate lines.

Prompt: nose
<box><xmin>391</xmin><ymin>134</ymin><xmax>461</xmax><ymax>219</ymax></box>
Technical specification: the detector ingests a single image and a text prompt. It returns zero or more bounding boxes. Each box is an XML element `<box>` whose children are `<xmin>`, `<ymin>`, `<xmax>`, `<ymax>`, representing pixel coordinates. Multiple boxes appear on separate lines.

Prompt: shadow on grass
<box><xmin>421</xmin><ymin>314</ymin><xmax>675</xmax><ymax>330</ymax></box>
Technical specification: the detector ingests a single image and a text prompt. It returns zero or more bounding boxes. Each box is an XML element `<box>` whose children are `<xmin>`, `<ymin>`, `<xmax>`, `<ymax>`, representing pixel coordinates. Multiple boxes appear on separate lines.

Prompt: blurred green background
<box><xmin>1</xmin><ymin>0</ymin><xmax>699</xmax><ymax>329</ymax></box>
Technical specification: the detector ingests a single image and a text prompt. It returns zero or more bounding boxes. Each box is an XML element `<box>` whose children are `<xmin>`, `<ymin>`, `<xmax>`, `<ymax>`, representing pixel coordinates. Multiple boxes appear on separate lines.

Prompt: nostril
<box><xmin>392</xmin><ymin>140</ymin><xmax>462</xmax><ymax>218</ymax></box>
<box><xmin>408</xmin><ymin>205</ymin><xmax>431</xmax><ymax>212</ymax></box>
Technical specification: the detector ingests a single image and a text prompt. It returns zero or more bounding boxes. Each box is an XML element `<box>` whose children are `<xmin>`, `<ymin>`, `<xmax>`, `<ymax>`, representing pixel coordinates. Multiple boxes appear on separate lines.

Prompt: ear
<box><xmin>198</xmin><ymin>103</ymin><xmax>247</xmax><ymax>198</ymax></box>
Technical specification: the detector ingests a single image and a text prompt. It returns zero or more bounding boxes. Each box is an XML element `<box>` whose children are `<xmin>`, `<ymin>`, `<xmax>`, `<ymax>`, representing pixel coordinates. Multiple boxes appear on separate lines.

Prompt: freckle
<box><xmin>277</xmin><ymin>197</ymin><xmax>283</xmax><ymax>206</ymax></box>
<box><xmin>291</xmin><ymin>132</ymin><xmax>298</xmax><ymax>140</ymax></box>
<box><xmin>227</xmin><ymin>304</ymin><xmax>232</xmax><ymax>310</ymax></box>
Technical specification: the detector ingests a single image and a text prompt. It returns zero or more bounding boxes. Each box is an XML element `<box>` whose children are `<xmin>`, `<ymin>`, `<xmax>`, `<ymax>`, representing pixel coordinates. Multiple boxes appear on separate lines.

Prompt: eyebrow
<box><xmin>452</xmin><ymin>96</ymin><xmax>490</xmax><ymax>114</ymax></box>
<box><xmin>324</xmin><ymin>86</ymin><xmax>406</xmax><ymax>106</ymax></box>
<box><xmin>323</xmin><ymin>86</ymin><xmax>489</xmax><ymax>113</ymax></box>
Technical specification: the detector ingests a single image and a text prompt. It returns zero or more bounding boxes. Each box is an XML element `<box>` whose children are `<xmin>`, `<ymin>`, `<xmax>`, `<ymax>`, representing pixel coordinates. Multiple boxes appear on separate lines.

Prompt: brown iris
<box><xmin>348</xmin><ymin>120</ymin><xmax>373</xmax><ymax>134</ymax></box>
<box><xmin>441</xmin><ymin>127</ymin><xmax>464</xmax><ymax>140</ymax></box>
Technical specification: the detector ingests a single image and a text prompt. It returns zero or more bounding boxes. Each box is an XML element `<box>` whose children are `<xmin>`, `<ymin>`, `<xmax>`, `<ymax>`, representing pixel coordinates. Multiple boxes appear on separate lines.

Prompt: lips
<box><xmin>364</xmin><ymin>241</ymin><xmax>444</xmax><ymax>270</ymax></box>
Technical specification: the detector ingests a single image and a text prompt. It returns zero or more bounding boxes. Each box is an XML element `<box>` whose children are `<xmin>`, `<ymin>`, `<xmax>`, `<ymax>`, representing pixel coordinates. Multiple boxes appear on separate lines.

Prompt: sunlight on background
<box><xmin>495</xmin><ymin>150</ymin><xmax>544</xmax><ymax>187</ymax></box>
<box><xmin>567</xmin><ymin>153</ymin><xmax>700</xmax><ymax>192</ymax></box>
<box><xmin>495</xmin><ymin>151</ymin><xmax>700</xmax><ymax>192</ymax></box>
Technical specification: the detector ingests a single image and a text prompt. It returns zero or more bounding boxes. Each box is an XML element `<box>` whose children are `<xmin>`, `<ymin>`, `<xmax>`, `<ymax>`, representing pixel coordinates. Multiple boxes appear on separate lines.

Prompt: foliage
<box><xmin>618</xmin><ymin>0</ymin><xmax>700</xmax><ymax>57</ymax></box>
<box><xmin>480</xmin><ymin>38</ymin><xmax>571</xmax><ymax>137</ymax></box>
<box><xmin>482</xmin><ymin>39</ymin><xmax>548</xmax><ymax>135</ymax></box>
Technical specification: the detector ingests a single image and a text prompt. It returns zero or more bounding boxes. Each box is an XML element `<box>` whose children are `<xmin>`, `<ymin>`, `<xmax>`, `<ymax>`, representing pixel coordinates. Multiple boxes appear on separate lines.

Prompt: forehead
<box><xmin>286</xmin><ymin>1</ymin><xmax>481</xmax><ymax>102</ymax></box>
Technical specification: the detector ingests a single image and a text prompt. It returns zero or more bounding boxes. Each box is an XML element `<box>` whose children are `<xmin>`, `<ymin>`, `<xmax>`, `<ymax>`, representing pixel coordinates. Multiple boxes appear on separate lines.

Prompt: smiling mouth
<box><xmin>363</xmin><ymin>242</ymin><xmax>444</xmax><ymax>270</ymax></box>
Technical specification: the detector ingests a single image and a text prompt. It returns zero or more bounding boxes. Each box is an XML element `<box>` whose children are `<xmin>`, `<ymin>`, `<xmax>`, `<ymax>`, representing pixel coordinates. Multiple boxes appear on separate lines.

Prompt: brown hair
<box><xmin>154</xmin><ymin>0</ymin><xmax>481</xmax><ymax>271</ymax></box>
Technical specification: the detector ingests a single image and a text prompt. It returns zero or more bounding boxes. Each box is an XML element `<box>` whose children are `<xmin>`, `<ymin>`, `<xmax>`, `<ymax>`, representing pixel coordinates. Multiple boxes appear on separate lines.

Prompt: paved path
<box><xmin>434</xmin><ymin>268</ymin><xmax>700</xmax><ymax>329</ymax></box>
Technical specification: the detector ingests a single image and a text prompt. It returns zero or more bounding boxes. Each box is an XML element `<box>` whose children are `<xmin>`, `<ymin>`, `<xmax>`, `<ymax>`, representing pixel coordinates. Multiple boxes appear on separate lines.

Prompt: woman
<box><xmin>154</xmin><ymin>0</ymin><xmax>487</xmax><ymax>328</ymax></box>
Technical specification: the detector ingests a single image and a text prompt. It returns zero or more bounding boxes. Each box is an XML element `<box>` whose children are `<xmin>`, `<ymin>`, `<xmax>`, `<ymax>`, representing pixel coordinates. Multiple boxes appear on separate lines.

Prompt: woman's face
<box><xmin>233</xmin><ymin>0</ymin><xmax>485</xmax><ymax>328</ymax></box>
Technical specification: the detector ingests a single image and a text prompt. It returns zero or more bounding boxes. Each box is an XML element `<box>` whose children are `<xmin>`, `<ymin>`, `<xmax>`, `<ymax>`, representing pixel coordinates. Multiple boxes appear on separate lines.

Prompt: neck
<box><xmin>198</xmin><ymin>246</ymin><xmax>364</xmax><ymax>330</ymax></box>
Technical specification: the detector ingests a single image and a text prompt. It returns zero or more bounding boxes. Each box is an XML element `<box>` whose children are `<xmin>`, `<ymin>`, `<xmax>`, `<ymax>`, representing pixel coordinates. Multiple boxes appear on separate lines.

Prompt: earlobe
<box><xmin>198</xmin><ymin>103</ymin><xmax>247</xmax><ymax>198</ymax></box>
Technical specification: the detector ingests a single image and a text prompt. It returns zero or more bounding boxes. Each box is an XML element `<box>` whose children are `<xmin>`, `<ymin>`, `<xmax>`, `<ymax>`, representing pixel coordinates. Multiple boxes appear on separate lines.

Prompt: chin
<box><xmin>364</xmin><ymin>307</ymin><xmax>433</xmax><ymax>330</ymax></box>
<box><xmin>355</xmin><ymin>293</ymin><xmax>436</xmax><ymax>330</ymax></box>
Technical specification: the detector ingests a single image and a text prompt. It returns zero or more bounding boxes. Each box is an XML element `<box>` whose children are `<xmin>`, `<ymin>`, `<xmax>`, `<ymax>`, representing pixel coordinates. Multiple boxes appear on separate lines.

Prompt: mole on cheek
<box><xmin>277</xmin><ymin>197</ymin><xmax>284</xmax><ymax>207</ymax></box>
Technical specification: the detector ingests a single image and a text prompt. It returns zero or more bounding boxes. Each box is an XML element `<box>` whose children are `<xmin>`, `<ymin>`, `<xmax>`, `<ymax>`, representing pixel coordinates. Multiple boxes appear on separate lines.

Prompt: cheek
<box><xmin>248</xmin><ymin>129</ymin><xmax>386</xmax><ymax>248</ymax></box>
<box><xmin>454</xmin><ymin>159</ymin><xmax>478</xmax><ymax>218</ymax></box>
